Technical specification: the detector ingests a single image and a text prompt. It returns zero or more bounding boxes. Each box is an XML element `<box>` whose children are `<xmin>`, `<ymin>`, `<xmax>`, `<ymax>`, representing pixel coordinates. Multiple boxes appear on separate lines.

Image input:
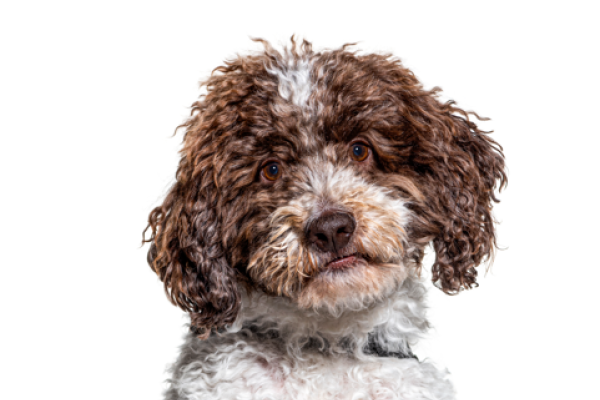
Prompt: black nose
<box><xmin>307</xmin><ymin>211</ymin><xmax>356</xmax><ymax>253</ymax></box>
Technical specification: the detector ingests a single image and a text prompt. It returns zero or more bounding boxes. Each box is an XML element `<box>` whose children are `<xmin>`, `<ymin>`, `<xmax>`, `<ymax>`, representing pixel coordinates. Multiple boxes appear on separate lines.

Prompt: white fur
<box><xmin>165</xmin><ymin>278</ymin><xmax>454</xmax><ymax>400</ymax></box>
<box><xmin>267</xmin><ymin>56</ymin><xmax>314</xmax><ymax>108</ymax></box>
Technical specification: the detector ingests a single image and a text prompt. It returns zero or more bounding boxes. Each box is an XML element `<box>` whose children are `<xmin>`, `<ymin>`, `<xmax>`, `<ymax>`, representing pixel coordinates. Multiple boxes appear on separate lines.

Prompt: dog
<box><xmin>144</xmin><ymin>38</ymin><xmax>507</xmax><ymax>400</ymax></box>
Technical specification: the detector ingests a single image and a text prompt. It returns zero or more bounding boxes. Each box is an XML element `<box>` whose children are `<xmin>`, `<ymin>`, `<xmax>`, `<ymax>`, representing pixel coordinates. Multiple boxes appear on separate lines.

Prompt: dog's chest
<box><xmin>248</xmin><ymin>352</ymin><xmax>424</xmax><ymax>400</ymax></box>
<box><xmin>167</xmin><ymin>335</ymin><xmax>453</xmax><ymax>400</ymax></box>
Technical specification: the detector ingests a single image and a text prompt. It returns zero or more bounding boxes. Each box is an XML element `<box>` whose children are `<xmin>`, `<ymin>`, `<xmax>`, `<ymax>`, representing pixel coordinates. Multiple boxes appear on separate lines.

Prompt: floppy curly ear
<box><xmin>410</xmin><ymin>94</ymin><xmax>507</xmax><ymax>294</ymax></box>
<box><xmin>144</xmin><ymin>136</ymin><xmax>240</xmax><ymax>338</ymax></box>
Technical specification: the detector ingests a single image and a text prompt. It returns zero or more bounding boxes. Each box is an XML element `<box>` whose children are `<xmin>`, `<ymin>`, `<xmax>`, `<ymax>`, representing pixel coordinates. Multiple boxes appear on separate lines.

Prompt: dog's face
<box><xmin>145</xmin><ymin>40</ymin><xmax>506</xmax><ymax>337</ymax></box>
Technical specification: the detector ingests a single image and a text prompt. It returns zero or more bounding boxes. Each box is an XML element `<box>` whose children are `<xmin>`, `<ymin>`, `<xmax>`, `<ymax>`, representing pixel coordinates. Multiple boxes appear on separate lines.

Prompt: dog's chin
<box><xmin>295</xmin><ymin>257</ymin><xmax>408</xmax><ymax>314</ymax></box>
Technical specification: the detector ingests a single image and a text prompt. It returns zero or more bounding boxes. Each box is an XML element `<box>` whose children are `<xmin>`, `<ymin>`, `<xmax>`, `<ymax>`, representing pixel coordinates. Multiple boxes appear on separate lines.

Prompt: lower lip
<box><xmin>327</xmin><ymin>255</ymin><xmax>358</xmax><ymax>269</ymax></box>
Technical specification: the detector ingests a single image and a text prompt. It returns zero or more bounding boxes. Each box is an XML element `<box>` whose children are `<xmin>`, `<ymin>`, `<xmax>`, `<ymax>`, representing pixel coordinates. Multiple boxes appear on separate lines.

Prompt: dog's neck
<box><xmin>228</xmin><ymin>278</ymin><xmax>429</xmax><ymax>359</ymax></box>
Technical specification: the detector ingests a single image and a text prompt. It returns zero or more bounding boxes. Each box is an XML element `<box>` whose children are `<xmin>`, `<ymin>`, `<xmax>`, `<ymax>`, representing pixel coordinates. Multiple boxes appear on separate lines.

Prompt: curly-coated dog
<box><xmin>144</xmin><ymin>39</ymin><xmax>506</xmax><ymax>400</ymax></box>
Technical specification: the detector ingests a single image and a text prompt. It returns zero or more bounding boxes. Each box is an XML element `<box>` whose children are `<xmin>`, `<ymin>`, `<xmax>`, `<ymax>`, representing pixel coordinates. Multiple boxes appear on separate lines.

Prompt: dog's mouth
<box><xmin>324</xmin><ymin>253</ymin><xmax>363</xmax><ymax>270</ymax></box>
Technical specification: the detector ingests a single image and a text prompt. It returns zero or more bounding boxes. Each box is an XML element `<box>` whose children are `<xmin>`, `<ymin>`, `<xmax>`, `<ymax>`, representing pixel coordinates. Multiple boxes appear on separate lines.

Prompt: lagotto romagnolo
<box><xmin>144</xmin><ymin>38</ymin><xmax>507</xmax><ymax>400</ymax></box>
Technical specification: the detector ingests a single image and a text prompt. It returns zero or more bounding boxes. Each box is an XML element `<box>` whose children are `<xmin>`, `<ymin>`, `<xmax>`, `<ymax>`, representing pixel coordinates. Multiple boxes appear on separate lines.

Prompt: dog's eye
<box><xmin>350</xmin><ymin>143</ymin><xmax>370</xmax><ymax>162</ymax></box>
<box><xmin>262</xmin><ymin>162</ymin><xmax>282</xmax><ymax>181</ymax></box>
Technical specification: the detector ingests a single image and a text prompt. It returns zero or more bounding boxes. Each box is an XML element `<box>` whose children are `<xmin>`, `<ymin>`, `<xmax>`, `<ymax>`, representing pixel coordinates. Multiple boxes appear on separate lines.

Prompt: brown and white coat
<box><xmin>144</xmin><ymin>39</ymin><xmax>506</xmax><ymax>400</ymax></box>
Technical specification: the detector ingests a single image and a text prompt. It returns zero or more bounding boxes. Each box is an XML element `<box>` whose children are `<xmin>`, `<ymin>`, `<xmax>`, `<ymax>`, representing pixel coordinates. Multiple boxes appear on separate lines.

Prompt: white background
<box><xmin>1</xmin><ymin>1</ymin><xmax>599</xmax><ymax>399</ymax></box>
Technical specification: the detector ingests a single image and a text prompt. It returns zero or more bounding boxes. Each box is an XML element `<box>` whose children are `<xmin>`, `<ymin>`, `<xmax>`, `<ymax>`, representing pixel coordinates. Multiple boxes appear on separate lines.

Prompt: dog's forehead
<box><xmin>248</xmin><ymin>52</ymin><xmax>391</xmax><ymax>154</ymax></box>
<box><xmin>266</xmin><ymin>57</ymin><xmax>314</xmax><ymax>109</ymax></box>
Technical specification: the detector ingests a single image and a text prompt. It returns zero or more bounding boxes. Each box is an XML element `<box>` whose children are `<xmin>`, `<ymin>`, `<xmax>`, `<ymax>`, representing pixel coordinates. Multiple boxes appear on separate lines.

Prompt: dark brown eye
<box><xmin>350</xmin><ymin>143</ymin><xmax>369</xmax><ymax>162</ymax></box>
<box><xmin>261</xmin><ymin>161</ymin><xmax>282</xmax><ymax>181</ymax></box>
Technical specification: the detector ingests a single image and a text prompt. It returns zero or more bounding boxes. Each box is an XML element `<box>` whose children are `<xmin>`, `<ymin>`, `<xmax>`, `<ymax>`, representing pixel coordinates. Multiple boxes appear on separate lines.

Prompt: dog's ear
<box><xmin>407</xmin><ymin>91</ymin><xmax>507</xmax><ymax>294</ymax></box>
<box><xmin>144</xmin><ymin>118</ymin><xmax>241</xmax><ymax>339</ymax></box>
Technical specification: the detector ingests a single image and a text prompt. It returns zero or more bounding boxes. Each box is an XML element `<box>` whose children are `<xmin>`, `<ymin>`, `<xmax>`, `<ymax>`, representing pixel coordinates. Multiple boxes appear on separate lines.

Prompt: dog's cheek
<box><xmin>245</xmin><ymin>200</ymin><xmax>315</xmax><ymax>297</ymax></box>
<box><xmin>231</xmin><ymin>186</ymin><xmax>298</xmax><ymax>288</ymax></box>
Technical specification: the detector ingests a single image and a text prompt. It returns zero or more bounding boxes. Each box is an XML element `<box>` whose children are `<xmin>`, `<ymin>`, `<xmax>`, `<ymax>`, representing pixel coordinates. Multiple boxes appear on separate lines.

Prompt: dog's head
<box><xmin>144</xmin><ymin>40</ymin><xmax>506</xmax><ymax>337</ymax></box>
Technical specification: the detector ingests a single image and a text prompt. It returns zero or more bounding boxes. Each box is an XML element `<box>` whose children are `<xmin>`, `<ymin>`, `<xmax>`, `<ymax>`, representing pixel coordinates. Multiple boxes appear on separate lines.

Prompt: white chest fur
<box><xmin>164</xmin><ymin>279</ymin><xmax>455</xmax><ymax>400</ymax></box>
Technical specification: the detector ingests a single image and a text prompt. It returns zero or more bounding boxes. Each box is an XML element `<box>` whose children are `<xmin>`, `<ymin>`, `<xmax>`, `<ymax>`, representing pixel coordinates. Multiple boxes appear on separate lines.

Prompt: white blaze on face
<box><xmin>248</xmin><ymin>155</ymin><xmax>413</xmax><ymax>312</ymax></box>
<box><xmin>267</xmin><ymin>57</ymin><xmax>314</xmax><ymax>108</ymax></box>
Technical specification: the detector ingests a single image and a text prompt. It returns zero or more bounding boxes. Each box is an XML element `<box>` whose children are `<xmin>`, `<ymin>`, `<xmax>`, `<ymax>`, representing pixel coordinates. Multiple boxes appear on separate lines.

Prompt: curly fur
<box><xmin>165</xmin><ymin>279</ymin><xmax>454</xmax><ymax>400</ymax></box>
<box><xmin>143</xmin><ymin>38</ymin><xmax>506</xmax><ymax>399</ymax></box>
